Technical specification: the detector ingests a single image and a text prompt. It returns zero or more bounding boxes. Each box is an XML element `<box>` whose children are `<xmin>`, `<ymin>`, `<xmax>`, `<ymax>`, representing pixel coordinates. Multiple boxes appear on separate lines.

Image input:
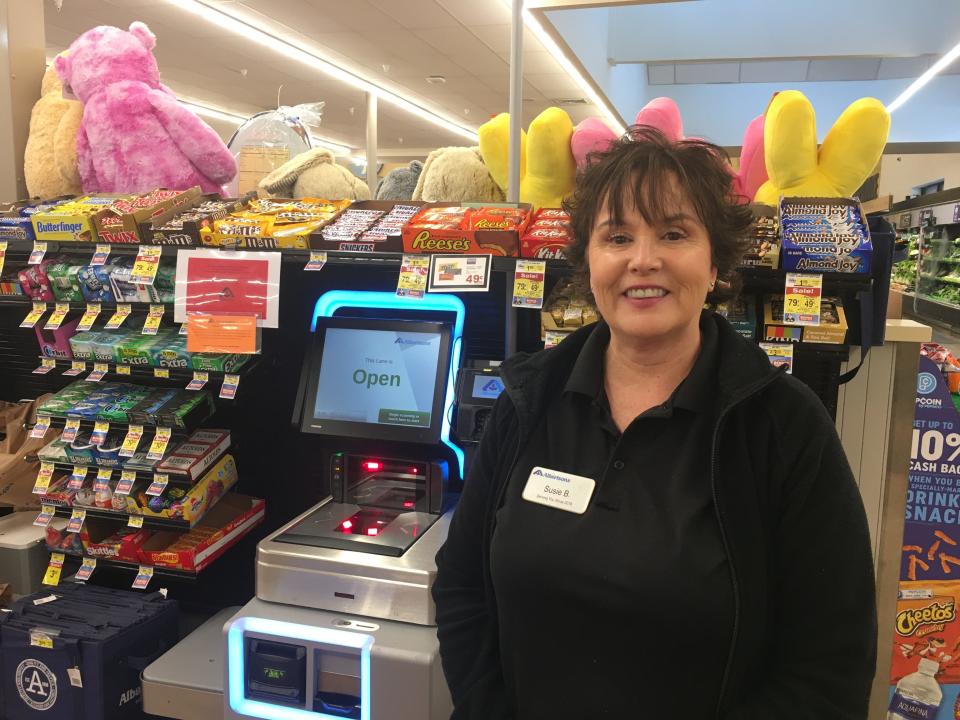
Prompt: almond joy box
<box><xmin>890</xmin><ymin>582</ymin><xmax>960</xmax><ymax>718</ymax></box>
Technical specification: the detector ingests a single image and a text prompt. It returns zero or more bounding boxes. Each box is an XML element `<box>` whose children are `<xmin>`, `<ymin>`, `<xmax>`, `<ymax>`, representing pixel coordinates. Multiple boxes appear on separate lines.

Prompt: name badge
<box><xmin>522</xmin><ymin>466</ymin><xmax>595</xmax><ymax>514</ymax></box>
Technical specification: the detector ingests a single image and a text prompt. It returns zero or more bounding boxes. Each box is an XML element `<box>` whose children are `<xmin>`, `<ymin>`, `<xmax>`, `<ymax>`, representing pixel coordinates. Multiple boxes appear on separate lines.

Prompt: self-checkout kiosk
<box><xmin>223</xmin><ymin>290</ymin><xmax>468</xmax><ymax>720</ymax></box>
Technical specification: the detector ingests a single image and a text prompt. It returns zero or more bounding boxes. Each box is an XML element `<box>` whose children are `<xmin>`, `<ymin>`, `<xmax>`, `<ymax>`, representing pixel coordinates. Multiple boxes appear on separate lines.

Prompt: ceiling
<box><xmin>42</xmin><ymin>0</ymin><xmax>600</xmax><ymax>158</ymax></box>
<box><xmin>545</xmin><ymin>0</ymin><xmax>960</xmax><ymax>146</ymax></box>
<box><xmin>40</xmin><ymin>0</ymin><xmax>960</xmax><ymax>160</ymax></box>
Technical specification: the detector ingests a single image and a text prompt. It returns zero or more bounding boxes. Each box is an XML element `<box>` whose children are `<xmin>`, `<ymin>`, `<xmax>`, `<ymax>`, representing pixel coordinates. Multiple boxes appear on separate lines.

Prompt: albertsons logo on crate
<box><xmin>16</xmin><ymin>658</ymin><xmax>57</xmax><ymax>710</ymax></box>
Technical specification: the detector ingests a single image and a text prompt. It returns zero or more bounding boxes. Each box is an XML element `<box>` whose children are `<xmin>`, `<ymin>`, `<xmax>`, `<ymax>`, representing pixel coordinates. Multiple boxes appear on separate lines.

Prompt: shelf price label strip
<box><xmin>87</xmin><ymin>363</ymin><xmax>109</xmax><ymax>382</ymax></box>
<box><xmin>512</xmin><ymin>260</ymin><xmax>547</xmax><ymax>309</ymax></box>
<box><xmin>29</xmin><ymin>415</ymin><xmax>51</xmax><ymax>440</ymax></box>
<box><xmin>91</xmin><ymin>244</ymin><xmax>110</xmax><ymax>266</ymax></box>
<box><xmin>62</xmin><ymin>418</ymin><xmax>81</xmax><ymax>443</ymax></box>
<box><xmin>132</xmin><ymin>565</ymin><xmax>154</xmax><ymax>590</ymax></box>
<box><xmin>90</xmin><ymin>421</ymin><xmax>110</xmax><ymax>446</ymax></box>
<box><xmin>77</xmin><ymin>303</ymin><xmax>101</xmax><ymax>332</ymax></box>
<box><xmin>63</xmin><ymin>361</ymin><xmax>86</xmax><ymax>377</ymax></box>
<box><xmin>20</xmin><ymin>301</ymin><xmax>47</xmax><ymax>329</ymax></box>
<box><xmin>119</xmin><ymin>425</ymin><xmax>144</xmax><ymax>457</ymax></box>
<box><xmin>147</xmin><ymin>427</ymin><xmax>172</xmax><ymax>461</ymax></box>
<box><xmin>186</xmin><ymin>371</ymin><xmax>208</xmax><ymax>391</ymax></box>
<box><xmin>42</xmin><ymin>552</ymin><xmax>65</xmax><ymax>587</ymax></box>
<box><xmin>142</xmin><ymin>304</ymin><xmax>164</xmax><ymax>335</ymax></box>
<box><xmin>146</xmin><ymin>473</ymin><xmax>168</xmax><ymax>497</ymax></box>
<box><xmin>66</xmin><ymin>509</ymin><xmax>86</xmax><ymax>534</ymax></box>
<box><xmin>783</xmin><ymin>272</ymin><xmax>823</xmax><ymax>326</ymax></box>
<box><xmin>105</xmin><ymin>303</ymin><xmax>132</xmax><ymax>330</ymax></box>
<box><xmin>32</xmin><ymin>358</ymin><xmax>55</xmax><ymax>375</ymax></box>
<box><xmin>219</xmin><ymin>373</ymin><xmax>240</xmax><ymax>400</ymax></box>
<box><xmin>28</xmin><ymin>241</ymin><xmax>47</xmax><ymax>266</ymax></box>
<box><xmin>115</xmin><ymin>470</ymin><xmax>136</xmax><ymax>496</ymax></box>
<box><xmin>131</xmin><ymin>245</ymin><xmax>162</xmax><ymax>285</ymax></box>
<box><xmin>75</xmin><ymin>557</ymin><xmax>96</xmax><ymax>583</ymax></box>
<box><xmin>67</xmin><ymin>465</ymin><xmax>87</xmax><ymax>491</ymax></box>
<box><xmin>32</xmin><ymin>462</ymin><xmax>54</xmax><ymax>495</ymax></box>
<box><xmin>33</xmin><ymin>504</ymin><xmax>55</xmax><ymax>528</ymax></box>
<box><xmin>44</xmin><ymin>302</ymin><xmax>70</xmax><ymax>331</ymax></box>
<box><xmin>304</xmin><ymin>251</ymin><xmax>327</xmax><ymax>271</ymax></box>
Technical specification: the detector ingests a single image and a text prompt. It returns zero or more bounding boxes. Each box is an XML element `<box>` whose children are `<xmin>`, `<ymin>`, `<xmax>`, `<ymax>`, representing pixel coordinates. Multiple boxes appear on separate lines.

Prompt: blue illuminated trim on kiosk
<box><xmin>311</xmin><ymin>291</ymin><xmax>465</xmax><ymax>480</ymax></box>
<box><xmin>227</xmin><ymin>616</ymin><xmax>372</xmax><ymax>720</ymax></box>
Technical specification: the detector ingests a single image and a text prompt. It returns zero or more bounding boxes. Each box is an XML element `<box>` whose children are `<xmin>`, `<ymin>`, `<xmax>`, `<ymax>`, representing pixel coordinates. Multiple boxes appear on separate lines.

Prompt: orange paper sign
<box><xmin>186</xmin><ymin>313</ymin><xmax>258</xmax><ymax>354</ymax></box>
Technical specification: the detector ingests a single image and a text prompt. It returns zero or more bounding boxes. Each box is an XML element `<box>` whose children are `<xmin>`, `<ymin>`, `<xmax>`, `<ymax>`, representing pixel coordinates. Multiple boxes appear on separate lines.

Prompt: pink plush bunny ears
<box><xmin>570</xmin><ymin>97</ymin><xmax>768</xmax><ymax>202</ymax></box>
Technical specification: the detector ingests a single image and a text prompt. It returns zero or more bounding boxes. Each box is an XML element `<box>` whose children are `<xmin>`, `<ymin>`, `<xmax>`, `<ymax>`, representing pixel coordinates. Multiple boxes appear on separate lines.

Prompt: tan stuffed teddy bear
<box><xmin>259</xmin><ymin>147</ymin><xmax>371</xmax><ymax>200</ymax></box>
<box><xmin>24</xmin><ymin>62</ymin><xmax>83</xmax><ymax>199</ymax></box>
<box><xmin>412</xmin><ymin>146</ymin><xmax>504</xmax><ymax>203</ymax></box>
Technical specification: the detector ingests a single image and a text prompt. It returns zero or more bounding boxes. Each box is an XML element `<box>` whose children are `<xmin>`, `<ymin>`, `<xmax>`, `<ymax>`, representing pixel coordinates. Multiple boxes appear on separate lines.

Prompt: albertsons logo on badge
<box><xmin>918</xmin><ymin>372</ymin><xmax>938</xmax><ymax>395</ymax></box>
<box><xmin>16</xmin><ymin>658</ymin><xmax>57</xmax><ymax>710</ymax></box>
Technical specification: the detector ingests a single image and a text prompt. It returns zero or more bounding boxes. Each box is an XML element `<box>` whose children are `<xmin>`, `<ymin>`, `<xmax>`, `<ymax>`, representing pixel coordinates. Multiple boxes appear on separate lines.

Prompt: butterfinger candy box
<box><xmin>401</xmin><ymin>203</ymin><xmax>531</xmax><ymax>256</ymax></box>
<box><xmin>30</xmin><ymin>195</ymin><xmax>130</xmax><ymax>242</ymax></box>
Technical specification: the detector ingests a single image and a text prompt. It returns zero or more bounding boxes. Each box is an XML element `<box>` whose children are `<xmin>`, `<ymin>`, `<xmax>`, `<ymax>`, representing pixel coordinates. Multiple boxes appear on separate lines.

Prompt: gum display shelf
<box><xmin>51</xmin><ymin>506</ymin><xmax>192</xmax><ymax>531</ymax></box>
<box><xmin>51</xmin><ymin>552</ymin><xmax>198</xmax><ymax>581</ymax></box>
<box><xmin>44</xmin><ymin>447</ymin><xmax>230</xmax><ymax>486</ymax></box>
<box><xmin>35</xmin><ymin>356</ymin><xmax>259</xmax><ymax>386</ymax></box>
<box><xmin>30</xmin><ymin>414</ymin><xmax>200</xmax><ymax>436</ymax></box>
<box><xmin>0</xmin><ymin>297</ymin><xmax>173</xmax><ymax>309</ymax></box>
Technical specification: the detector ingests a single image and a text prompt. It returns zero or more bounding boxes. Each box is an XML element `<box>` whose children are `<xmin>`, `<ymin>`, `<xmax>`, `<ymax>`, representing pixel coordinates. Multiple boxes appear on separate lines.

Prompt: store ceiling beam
<box><xmin>0</xmin><ymin>0</ymin><xmax>45</xmax><ymax>200</ymax></box>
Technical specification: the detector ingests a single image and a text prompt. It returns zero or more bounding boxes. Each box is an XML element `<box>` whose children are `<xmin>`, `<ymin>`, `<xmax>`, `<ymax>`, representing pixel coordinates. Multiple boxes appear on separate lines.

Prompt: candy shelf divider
<box><xmin>51</xmin><ymin>505</ymin><xmax>192</xmax><ymax>531</ymax></box>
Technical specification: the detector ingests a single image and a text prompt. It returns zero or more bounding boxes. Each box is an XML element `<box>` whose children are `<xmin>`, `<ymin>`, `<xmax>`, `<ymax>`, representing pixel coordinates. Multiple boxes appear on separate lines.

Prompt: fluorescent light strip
<box><xmin>520</xmin><ymin>6</ymin><xmax>626</xmax><ymax>135</ymax></box>
<box><xmin>179</xmin><ymin>100</ymin><xmax>355</xmax><ymax>155</ymax></box>
<box><xmin>166</xmin><ymin>0</ymin><xmax>478</xmax><ymax>142</ymax></box>
<box><xmin>888</xmin><ymin>38</ymin><xmax>960</xmax><ymax>113</ymax></box>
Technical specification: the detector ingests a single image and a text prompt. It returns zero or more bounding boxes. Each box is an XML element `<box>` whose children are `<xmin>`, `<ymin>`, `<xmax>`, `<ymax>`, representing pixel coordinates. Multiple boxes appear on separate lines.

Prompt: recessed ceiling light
<box><xmin>426</xmin><ymin>75</ymin><xmax>447</xmax><ymax>85</ymax></box>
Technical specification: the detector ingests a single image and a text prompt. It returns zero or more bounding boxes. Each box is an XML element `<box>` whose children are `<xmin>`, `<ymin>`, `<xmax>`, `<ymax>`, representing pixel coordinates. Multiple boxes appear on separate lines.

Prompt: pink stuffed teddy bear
<box><xmin>55</xmin><ymin>22</ymin><xmax>237</xmax><ymax>195</ymax></box>
<box><xmin>570</xmin><ymin>97</ymin><xmax>768</xmax><ymax>203</ymax></box>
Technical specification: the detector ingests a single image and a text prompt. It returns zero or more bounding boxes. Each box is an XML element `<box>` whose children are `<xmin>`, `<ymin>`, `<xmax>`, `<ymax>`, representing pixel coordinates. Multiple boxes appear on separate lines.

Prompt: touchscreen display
<box><xmin>314</xmin><ymin>327</ymin><xmax>442</xmax><ymax>428</ymax></box>
<box><xmin>471</xmin><ymin>374</ymin><xmax>504</xmax><ymax>400</ymax></box>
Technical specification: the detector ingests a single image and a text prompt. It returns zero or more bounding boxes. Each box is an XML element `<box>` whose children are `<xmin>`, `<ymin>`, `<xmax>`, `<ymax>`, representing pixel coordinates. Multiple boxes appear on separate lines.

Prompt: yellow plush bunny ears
<box><xmin>479</xmin><ymin>107</ymin><xmax>576</xmax><ymax>210</ymax></box>
<box><xmin>755</xmin><ymin>90</ymin><xmax>890</xmax><ymax>205</ymax></box>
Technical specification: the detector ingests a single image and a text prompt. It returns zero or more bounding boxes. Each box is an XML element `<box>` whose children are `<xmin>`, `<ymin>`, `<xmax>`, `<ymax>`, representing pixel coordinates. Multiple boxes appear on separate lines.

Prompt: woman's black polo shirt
<box><xmin>490</xmin><ymin>313</ymin><xmax>734</xmax><ymax>718</ymax></box>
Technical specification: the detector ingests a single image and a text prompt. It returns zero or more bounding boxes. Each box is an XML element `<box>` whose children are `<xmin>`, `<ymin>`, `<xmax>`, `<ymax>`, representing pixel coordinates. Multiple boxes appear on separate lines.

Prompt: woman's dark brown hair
<box><xmin>562</xmin><ymin>125</ymin><xmax>754</xmax><ymax>304</ymax></box>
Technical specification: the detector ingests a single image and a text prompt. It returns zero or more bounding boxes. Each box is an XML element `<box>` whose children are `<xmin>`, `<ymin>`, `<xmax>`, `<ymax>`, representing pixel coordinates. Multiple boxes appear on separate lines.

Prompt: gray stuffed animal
<box><xmin>376</xmin><ymin>160</ymin><xmax>423</xmax><ymax>201</ymax></box>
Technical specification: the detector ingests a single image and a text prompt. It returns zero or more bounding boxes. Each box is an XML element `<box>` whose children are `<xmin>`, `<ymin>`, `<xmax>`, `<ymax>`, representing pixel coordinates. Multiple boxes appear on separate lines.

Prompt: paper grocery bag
<box><xmin>0</xmin><ymin>397</ymin><xmax>54</xmax><ymax>511</ymax></box>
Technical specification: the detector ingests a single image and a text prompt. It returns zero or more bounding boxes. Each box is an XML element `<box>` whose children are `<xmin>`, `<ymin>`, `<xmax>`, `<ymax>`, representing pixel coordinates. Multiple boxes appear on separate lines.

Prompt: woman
<box><xmin>433</xmin><ymin>128</ymin><xmax>876</xmax><ymax>719</ymax></box>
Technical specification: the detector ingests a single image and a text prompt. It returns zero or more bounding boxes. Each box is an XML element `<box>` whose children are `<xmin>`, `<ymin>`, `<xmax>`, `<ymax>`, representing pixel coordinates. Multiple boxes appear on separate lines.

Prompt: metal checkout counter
<box><xmin>143</xmin><ymin>291</ymin><xmax>504</xmax><ymax>720</ymax></box>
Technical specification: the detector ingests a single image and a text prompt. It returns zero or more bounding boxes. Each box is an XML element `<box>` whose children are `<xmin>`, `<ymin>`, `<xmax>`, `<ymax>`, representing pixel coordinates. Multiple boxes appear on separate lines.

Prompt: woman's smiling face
<box><xmin>586</xmin><ymin>177</ymin><xmax>716</xmax><ymax>345</ymax></box>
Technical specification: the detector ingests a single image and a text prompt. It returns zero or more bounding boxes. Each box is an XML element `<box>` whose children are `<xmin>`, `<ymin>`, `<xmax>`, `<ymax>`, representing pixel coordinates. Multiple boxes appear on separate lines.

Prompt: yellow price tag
<box><xmin>120</xmin><ymin>424</ymin><xmax>144</xmax><ymax>457</ymax></box>
<box><xmin>396</xmin><ymin>255</ymin><xmax>430</xmax><ymax>299</ymax></box>
<box><xmin>142</xmin><ymin>304</ymin><xmax>164</xmax><ymax>335</ymax></box>
<box><xmin>783</xmin><ymin>272</ymin><xmax>823</xmax><ymax>326</ymax></box>
<box><xmin>62</xmin><ymin>418</ymin><xmax>81</xmax><ymax>443</ymax></box>
<box><xmin>0</xmin><ymin>240</ymin><xmax>6</xmax><ymax>276</ymax></box>
<box><xmin>154</xmin><ymin>367</ymin><xmax>170</xmax><ymax>379</ymax></box>
<box><xmin>127</xmin><ymin>515</ymin><xmax>144</xmax><ymax>529</ymax></box>
<box><xmin>33</xmin><ymin>463</ymin><xmax>54</xmax><ymax>494</ymax></box>
<box><xmin>131</xmin><ymin>246</ymin><xmax>162</xmax><ymax>285</ymax></box>
<box><xmin>44</xmin><ymin>302</ymin><xmax>70</xmax><ymax>330</ymax></box>
<box><xmin>33</xmin><ymin>358</ymin><xmax>56</xmax><ymax>375</ymax></box>
<box><xmin>304</xmin><ymin>251</ymin><xmax>327</xmax><ymax>271</ymax></box>
<box><xmin>91</xmin><ymin>244</ymin><xmax>111</xmax><ymax>265</ymax></box>
<box><xmin>147</xmin><ymin>427</ymin><xmax>172</xmax><ymax>460</ymax></box>
<box><xmin>20</xmin><ymin>301</ymin><xmax>47</xmax><ymax>329</ymax></box>
<box><xmin>63</xmin><ymin>360</ymin><xmax>86</xmax><ymax>377</ymax></box>
<box><xmin>88</xmin><ymin>363</ymin><xmax>108</xmax><ymax>382</ymax></box>
<box><xmin>77</xmin><ymin>303</ymin><xmax>101</xmax><ymax>332</ymax></box>
<box><xmin>30</xmin><ymin>631</ymin><xmax>54</xmax><ymax>649</ymax></box>
<box><xmin>116</xmin><ymin>364</ymin><xmax>131</xmax><ymax>375</ymax></box>
<box><xmin>105</xmin><ymin>303</ymin><xmax>131</xmax><ymax>330</ymax></box>
<box><xmin>28</xmin><ymin>241</ymin><xmax>47</xmax><ymax>265</ymax></box>
<box><xmin>512</xmin><ymin>260</ymin><xmax>547</xmax><ymax>309</ymax></box>
<box><xmin>42</xmin><ymin>552</ymin><xmax>65</xmax><ymax>587</ymax></box>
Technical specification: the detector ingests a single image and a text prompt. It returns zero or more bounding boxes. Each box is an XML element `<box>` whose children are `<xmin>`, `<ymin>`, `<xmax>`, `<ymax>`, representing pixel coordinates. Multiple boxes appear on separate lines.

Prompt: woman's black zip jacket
<box><xmin>433</xmin><ymin>313</ymin><xmax>877</xmax><ymax>720</ymax></box>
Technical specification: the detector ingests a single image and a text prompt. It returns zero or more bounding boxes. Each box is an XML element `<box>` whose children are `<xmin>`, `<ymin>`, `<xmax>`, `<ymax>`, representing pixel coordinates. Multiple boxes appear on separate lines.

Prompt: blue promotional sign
<box><xmin>902</xmin><ymin>356</ymin><xmax>960</xmax><ymax>582</ymax></box>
